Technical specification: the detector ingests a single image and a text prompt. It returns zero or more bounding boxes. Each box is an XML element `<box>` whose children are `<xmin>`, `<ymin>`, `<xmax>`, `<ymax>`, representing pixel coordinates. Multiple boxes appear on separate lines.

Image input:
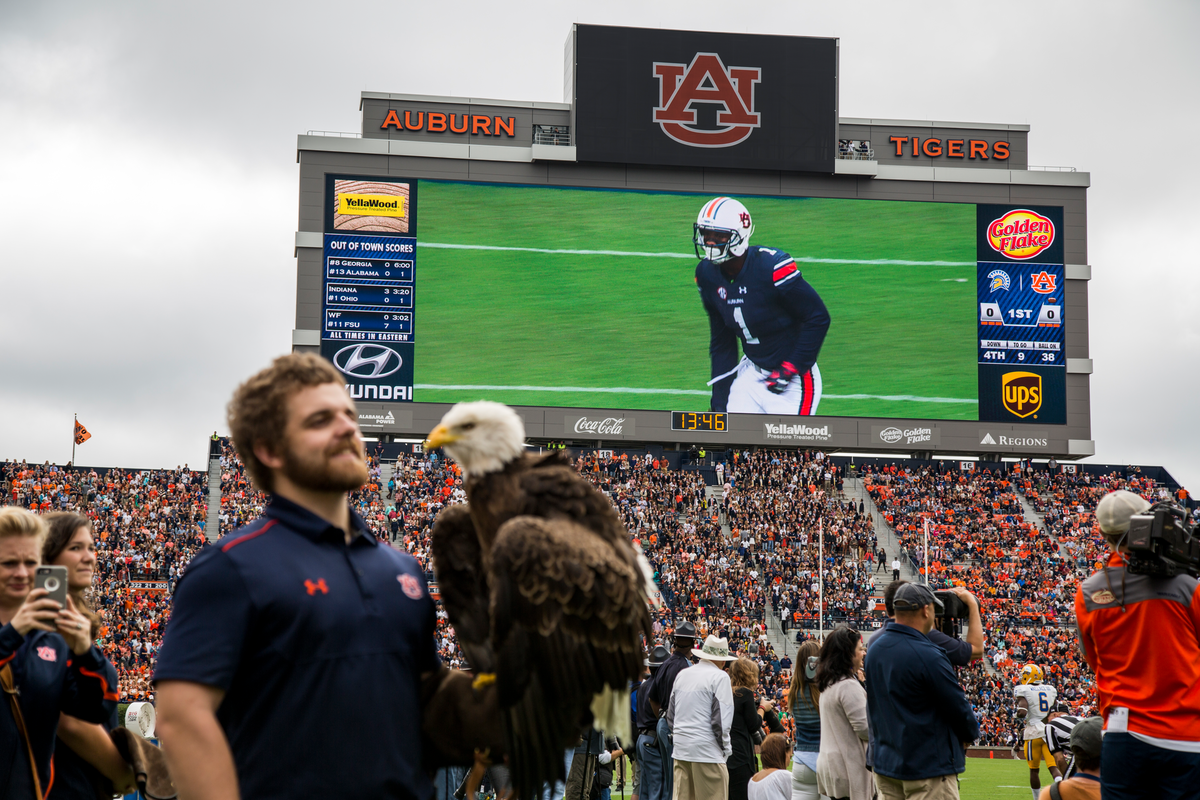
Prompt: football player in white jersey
<box><xmin>1013</xmin><ymin>664</ymin><xmax>1063</xmax><ymax>800</ymax></box>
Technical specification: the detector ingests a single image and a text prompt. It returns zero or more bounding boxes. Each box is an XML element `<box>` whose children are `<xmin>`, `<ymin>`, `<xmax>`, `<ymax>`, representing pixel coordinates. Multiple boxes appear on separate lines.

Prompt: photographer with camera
<box><xmin>873</xmin><ymin>580</ymin><xmax>983</xmax><ymax>667</ymax></box>
<box><xmin>1075</xmin><ymin>490</ymin><xmax>1200</xmax><ymax>797</ymax></box>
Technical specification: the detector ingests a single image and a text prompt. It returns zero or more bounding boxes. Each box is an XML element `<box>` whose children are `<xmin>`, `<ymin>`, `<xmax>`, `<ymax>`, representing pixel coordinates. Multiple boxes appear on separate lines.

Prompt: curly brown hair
<box><xmin>226</xmin><ymin>353</ymin><xmax>345</xmax><ymax>493</ymax></box>
<box><xmin>729</xmin><ymin>656</ymin><xmax>760</xmax><ymax>692</ymax></box>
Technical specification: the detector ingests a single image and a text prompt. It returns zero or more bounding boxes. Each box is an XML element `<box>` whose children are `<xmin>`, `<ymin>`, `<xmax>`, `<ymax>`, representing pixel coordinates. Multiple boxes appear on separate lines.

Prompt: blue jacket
<box><xmin>864</xmin><ymin>622</ymin><xmax>979</xmax><ymax>780</ymax></box>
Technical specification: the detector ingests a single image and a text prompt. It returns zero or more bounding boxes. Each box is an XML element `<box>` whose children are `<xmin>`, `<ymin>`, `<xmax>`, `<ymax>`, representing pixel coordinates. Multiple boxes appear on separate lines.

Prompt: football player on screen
<box><xmin>1013</xmin><ymin>664</ymin><xmax>1063</xmax><ymax>800</ymax></box>
<box><xmin>694</xmin><ymin>197</ymin><xmax>830</xmax><ymax>414</ymax></box>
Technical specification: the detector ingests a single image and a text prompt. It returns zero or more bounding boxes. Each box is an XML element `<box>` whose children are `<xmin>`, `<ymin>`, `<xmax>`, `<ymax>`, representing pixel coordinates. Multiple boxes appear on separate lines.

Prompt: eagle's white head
<box><xmin>424</xmin><ymin>401</ymin><xmax>526</xmax><ymax>476</ymax></box>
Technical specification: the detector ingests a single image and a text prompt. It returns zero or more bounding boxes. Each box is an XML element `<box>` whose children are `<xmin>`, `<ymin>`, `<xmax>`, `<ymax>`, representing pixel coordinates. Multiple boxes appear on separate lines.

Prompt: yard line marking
<box><xmin>415</xmin><ymin>384</ymin><xmax>978</xmax><ymax>404</ymax></box>
<box><xmin>417</xmin><ymin>242</ymin><xmax>973</xmax><ymax>267</ymax></box>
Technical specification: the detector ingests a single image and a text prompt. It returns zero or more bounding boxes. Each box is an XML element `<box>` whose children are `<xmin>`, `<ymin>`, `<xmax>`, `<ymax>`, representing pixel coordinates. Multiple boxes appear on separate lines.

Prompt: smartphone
<box><xmin>35</xmin><ymin>566</ymin><xmax>69</xmax><ymax>608</ymax></box>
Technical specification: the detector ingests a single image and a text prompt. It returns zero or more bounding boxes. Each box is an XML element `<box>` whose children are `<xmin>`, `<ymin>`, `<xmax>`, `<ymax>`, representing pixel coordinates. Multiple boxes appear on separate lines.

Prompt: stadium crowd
<box><xmin>3</xmin><ymin>445</ymin><xmax>1188</xmax><ymax>754</ymax></box>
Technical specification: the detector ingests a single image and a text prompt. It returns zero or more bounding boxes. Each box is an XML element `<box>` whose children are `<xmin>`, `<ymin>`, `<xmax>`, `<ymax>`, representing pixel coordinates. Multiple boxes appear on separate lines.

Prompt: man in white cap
<box><xmin>1075</xmin><ymin>490</ymin><xmax>1200</xmax><ymax>799</ymax></box>
<box><xmin>665</xmin><ymin>635</ymin><xmax>736</xmax><ymax>800</ymax></box>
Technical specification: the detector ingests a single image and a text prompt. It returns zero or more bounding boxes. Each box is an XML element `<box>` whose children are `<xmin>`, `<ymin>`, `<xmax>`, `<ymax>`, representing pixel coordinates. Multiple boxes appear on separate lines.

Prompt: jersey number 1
<box><xmin>733</xmin><ymin>307</ymin><xmax>760</xmax><ymax>344</ymax></box>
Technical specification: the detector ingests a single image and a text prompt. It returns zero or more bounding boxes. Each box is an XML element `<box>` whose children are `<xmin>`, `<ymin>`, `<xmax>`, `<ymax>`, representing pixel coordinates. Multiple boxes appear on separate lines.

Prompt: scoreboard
<box><xmin>975</xmin><ymin>205</ymin><xmax>1067</xmax><ymax>424</ymax></box>
<box><xmin>319</xmin><ymin>176</ymin><xmax>418</xmax><ymax>397</ymax></box>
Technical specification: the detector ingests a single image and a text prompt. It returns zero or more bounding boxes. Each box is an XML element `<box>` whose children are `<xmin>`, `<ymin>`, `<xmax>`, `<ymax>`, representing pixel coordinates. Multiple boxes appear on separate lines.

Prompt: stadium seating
<box><xmin>3</xmin><ymin>448</ymin><xmax>1189</xmax><ymax>745</ymax></box>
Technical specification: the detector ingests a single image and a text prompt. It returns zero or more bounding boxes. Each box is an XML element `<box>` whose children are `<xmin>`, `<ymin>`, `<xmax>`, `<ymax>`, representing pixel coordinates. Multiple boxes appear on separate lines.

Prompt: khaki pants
<box><xmin>875</xmin><ymin>773</ymin><xmax>960</xmax><ymax>800</ymax></box>
<box><xmin>672</xmin><ymin>760</ymin><xmax>728</xmax><ymax>800</ymax></box>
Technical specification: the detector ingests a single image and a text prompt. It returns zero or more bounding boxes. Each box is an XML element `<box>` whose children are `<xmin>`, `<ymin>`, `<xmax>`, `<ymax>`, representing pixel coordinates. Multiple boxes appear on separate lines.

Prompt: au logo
<box><xmin>1002</xmin><ymin>371</ymin><xmax>1042</xmax><ymax>418</ymax></box>
<box><xmin>653</xmin><ymin>53</ymin><xmax>761</xmax><ymax>148</ymax></box>
<box><xmin>1030</xmin><ymin>271</ymin><xmax>1057</xmax><ymax>294</ymax></box>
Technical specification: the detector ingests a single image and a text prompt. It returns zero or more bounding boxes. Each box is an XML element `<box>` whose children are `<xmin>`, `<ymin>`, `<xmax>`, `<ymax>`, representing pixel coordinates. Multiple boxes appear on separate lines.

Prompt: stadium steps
<box><xmin>704</xmin><ymin>484</ymin><xmax>731</xmax><ymax>537</ymax></box>
<box><xmin>380</xmin><ymin>461</ymin><xmax>396</xmax><ymax>512</ymax></box>
<box><xmin>205</xmin><ymin>457</ymin><xmax>221</xmax><ymax>542</ymax></box>
<box><xmin>845</xmin><ymin>477</ymin><xmax>919</xmax><ymax>581</ymax></box>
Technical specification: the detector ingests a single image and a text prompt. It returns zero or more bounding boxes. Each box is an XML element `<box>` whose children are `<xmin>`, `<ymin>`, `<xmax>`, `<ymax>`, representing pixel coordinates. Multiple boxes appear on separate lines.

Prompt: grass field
<box><xmin>414</xmin><ymin>181</ymin><xmax>979</xmax><ymax>419</ymax></box>
<box><xmin>606</xmin><ymin>758</ymin><xmax>1047</xmax><ymax>799</ymax></box>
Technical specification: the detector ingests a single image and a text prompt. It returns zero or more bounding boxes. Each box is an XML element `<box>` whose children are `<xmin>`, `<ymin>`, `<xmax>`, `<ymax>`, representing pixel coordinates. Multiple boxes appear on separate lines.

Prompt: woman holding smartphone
<box><xmin>0</xmin><ymin>508</ymin><xmax>112</xmax><ymax>799</ymax></box>
<box><xmin>43</xmin><ymin>512</ymin><xmax>136</xmax><ymax>798</ymax></box>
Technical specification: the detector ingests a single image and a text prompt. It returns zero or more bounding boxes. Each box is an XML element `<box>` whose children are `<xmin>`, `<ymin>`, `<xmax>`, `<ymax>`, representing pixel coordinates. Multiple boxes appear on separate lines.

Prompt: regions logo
<box><xmin>987</xmin><ymin>269</ymin><xmax>1011</xmax><ymax>292</ymax></box>
<box><xmin>337</xmin><ymin>194</ymin><xmax>406</xmax><ymax>218</ymax></box>
<box><xmin>1001</xmin><ymin>371</ymin><xmax>1043</xmax><ymax>418</ymax></box>
<box><xmin>987</xmin><ymin>209</ymin><xmax>1055</xmax><ymax>260</ymax></box>
<box><xmin>879</xmin><ymin>427</ymin><xmax>903</xmax><ymax>444</ymax></box>
<box><xmin>653</xmin><ymin>53</ymin><xmax>761</xmax><ymax>148</ymax></box>
<box><xmin>1030</xmin><ymin>271</ymin><xmax>1057</xmax><ymax>294</ymax></box>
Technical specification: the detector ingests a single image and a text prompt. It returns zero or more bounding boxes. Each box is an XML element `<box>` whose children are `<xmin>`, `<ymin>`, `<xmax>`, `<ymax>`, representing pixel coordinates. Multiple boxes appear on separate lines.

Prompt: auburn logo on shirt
<box><xmin>398</xmin><ymin>573</ymin><xmax>424</xmax><ymax>600</ymax></box>
<box><xmin>36</xmin><ymin>646</ymin><xmax>57</xmax><ymax>662</ymax></box>
<box><xmin>304</xmin><ymin>578</ymin><xmax>329</xmax><ymax>596</ymax></box>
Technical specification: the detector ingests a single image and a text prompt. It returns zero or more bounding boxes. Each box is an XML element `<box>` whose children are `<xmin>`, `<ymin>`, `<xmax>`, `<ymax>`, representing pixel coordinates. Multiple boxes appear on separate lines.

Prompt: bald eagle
<box><xmin>425</xmin><ymin>401</ymin><xmax>654</xmax><ymax>799</ymax></box>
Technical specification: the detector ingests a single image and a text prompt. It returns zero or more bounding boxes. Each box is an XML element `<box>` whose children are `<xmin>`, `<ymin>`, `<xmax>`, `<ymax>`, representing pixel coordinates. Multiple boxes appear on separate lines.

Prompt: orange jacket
<box><xmin>1075</xmin><ymin>553</ymin><xmax>1200</xmax><ymax>740</ymax></box>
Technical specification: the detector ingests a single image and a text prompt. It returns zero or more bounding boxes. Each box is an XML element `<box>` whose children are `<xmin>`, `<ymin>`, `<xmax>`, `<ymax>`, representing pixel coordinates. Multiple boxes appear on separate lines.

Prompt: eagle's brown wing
<box><xmin>489</xmin><ymin>515</ymin><xmax>651</xmax><ymax>800</ymax></box>
<box><xmin>517</xmin><ymin>453</ymin><xmax>630</xmax><ymax>548</ymax></box>
<box><xmin>429</xmin><ymin>503</ymin><xmax>494</xmax><ymax>673</ymax></box>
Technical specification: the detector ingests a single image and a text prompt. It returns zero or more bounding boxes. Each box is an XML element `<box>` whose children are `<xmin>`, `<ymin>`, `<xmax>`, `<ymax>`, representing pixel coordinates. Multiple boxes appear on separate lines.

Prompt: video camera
<box><xmin>932</xmin><ymin>590</ymin><xmax>970</xmax><ymax>636</ymax></box>
<box><xmin>1125</xmin><ymin>503</ymin><xmax>1200</xmax><ymax>578</ymax></box>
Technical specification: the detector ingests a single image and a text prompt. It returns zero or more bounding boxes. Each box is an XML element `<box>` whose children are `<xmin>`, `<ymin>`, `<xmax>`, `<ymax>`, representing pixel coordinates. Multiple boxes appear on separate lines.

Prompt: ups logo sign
<box><xmin>1002</xmin><ymin>371</ymin><xmax>1042</xmax><ymax>418</ymax></box>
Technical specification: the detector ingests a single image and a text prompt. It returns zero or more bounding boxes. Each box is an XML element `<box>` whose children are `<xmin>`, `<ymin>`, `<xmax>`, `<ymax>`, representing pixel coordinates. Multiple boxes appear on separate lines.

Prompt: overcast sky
<box><xmin>1</xmin><ymin>1</ymin><xmax>1196</xmax><ymax>488</ymax></box>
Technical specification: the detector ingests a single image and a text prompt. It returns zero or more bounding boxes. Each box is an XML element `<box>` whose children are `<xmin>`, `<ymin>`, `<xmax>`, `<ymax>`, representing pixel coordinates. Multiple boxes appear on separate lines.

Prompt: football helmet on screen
<box><xmin>1019</xmin><ymin>664</ymin><xmax>1044</xmax><ymax>685</ymax></box>
<box><xmin>694</xmin><ymin>196</ymin><xmax>754</xmax><ymax>264</ymax></box>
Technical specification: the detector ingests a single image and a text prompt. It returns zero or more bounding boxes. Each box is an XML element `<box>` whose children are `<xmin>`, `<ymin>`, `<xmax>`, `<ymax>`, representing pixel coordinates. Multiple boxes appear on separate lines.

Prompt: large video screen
<box><xmin>320</xmin><ymin>178</ymin><xmax>1065</xmax><ymax>424</ymax></box>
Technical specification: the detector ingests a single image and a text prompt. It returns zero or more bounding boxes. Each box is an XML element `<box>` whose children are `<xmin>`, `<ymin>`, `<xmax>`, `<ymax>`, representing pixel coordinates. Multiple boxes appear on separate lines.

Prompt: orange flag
<box><xmin>74</xmin><ymin>421</ymin><xmax>92</xmax><ymax>445</ymax></box>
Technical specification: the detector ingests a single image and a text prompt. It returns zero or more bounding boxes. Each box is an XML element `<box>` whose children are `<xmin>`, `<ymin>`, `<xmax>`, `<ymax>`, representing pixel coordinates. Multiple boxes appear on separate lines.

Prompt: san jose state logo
<box><xmin>987</xmin><ymin>270</ymin><xmax>1011</xmax><ymax>292</ymax></box>
<box><xmin>653</xmin><ymin>53</ymin><xmax>761</xmax><ymax>148</ymax></box>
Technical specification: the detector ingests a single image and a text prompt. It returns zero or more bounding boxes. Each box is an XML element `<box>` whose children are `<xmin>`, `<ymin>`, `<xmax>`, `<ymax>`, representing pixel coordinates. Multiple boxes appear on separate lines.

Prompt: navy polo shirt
<box><xmin>155</xmin><ymin>495</ymin><xmax>439</xmax><ymax>800</ymax></box>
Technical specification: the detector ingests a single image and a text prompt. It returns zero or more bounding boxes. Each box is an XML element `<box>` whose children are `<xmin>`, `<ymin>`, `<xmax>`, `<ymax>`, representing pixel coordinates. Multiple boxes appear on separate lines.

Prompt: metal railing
<box><xmin>533</xmin><ymin>124</ymin><xmax>571</xmax><ymax>146</ymax></box>
<box><xmin>1027</xmin><ymin>165</ymin><xmax>1077</xmax><ymax>172</ymax></box>
<box><xmin>306</xmin><ymin>130</ymin><xmax>362</xmax><ymax>138</ymax></box>
<box><xmin>835</xmin><ymin>150</ymin><xmax>875</xmax><ymax>161</ymax></box>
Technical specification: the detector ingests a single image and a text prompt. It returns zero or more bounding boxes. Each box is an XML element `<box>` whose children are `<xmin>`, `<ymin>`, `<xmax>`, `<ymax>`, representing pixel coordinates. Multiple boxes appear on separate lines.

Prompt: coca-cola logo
<box><xmin>572</xmin><ymin>416</ymin><xmax>629</xmax><ymax>435</ymax></box>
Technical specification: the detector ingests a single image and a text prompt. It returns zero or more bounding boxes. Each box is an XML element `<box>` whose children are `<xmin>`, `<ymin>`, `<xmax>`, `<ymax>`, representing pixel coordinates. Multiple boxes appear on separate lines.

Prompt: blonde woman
<box><xmin>0</xmin><ymin>508</ymin><xmax>112</xmax><ymax>798</ymax></box>
<box><xmin>786</xmin><ymin>640</ymin><xmax>821</xmax><ymax>800</ymax></box>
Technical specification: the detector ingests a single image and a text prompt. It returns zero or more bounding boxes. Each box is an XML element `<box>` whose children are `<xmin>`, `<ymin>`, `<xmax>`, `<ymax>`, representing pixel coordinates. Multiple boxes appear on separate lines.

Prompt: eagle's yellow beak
<box><xmin>424</xmin><ymin>424</ymin><xmax>457</xmax><ymax>452</ymax></box>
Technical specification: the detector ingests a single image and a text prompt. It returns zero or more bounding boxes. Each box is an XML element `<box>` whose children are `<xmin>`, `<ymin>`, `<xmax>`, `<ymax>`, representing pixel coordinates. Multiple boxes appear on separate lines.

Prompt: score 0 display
<box><xmin>671</xmin><ymin>412</ymin><xmax>727</xmax><ymax>432</ymax></box>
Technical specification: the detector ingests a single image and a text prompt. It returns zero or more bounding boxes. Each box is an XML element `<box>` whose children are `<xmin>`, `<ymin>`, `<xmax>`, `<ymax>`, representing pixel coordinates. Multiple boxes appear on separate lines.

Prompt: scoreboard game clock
<box><xmin>671</xmin><ymin>412</ymin><xmax>727</xmax><ymax>432</ymax></box>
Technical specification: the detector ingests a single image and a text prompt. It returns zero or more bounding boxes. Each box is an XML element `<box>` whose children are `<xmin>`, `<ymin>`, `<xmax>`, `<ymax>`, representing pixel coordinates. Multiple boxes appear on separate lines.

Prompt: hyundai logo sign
<box><xmin>333</xmin><ymin>344</ymin><xmax>403</xmax><ymax>379</ymax></box>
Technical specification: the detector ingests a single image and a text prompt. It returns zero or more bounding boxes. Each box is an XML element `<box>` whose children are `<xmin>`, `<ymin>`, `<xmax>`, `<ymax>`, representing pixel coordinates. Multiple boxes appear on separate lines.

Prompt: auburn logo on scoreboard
<box><xmin>1001</xmin><ymin>371</ymin><xmax>1043</xmax><ymax>418</ymax></box>
<box><xmin>987</xmin><ymin>209</ymin><xmax>1056</xmax><ymax>260</ymax></box>
<box><xmin>652</xmin><ymin>53</ymin><xmax>761</xmax><ymax>148</ymax></box>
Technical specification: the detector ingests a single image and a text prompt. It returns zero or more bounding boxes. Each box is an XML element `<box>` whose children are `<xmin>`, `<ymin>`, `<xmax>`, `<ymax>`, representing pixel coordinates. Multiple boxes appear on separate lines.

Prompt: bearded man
<box><xmin>154</xmin><ymin>354</ymin><xmax>441</xmax><ymax>799</ymax></box>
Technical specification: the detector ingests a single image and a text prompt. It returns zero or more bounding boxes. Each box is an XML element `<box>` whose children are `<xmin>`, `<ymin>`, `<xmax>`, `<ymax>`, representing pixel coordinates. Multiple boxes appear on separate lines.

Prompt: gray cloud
<box><xmin>2</xmin><ymin>0</ymin><xmax>1196</xmax><ymax>488</ymax></box>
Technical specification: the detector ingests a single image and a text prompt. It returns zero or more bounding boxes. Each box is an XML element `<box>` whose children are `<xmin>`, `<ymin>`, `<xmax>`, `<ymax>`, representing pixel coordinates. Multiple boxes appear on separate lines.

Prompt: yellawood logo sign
<box><xmin>337</xmin><ymin>194</ymin><xmax>406</xmax><ymax>218</ymax></box>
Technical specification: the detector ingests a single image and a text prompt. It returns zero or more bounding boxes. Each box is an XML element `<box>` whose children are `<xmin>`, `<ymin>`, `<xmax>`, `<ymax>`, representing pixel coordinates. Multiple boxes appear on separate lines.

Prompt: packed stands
<box><xmin>2</xmin><ymin>459</ymin><xmax>210</xmax><ymax>703</ymax></box>
<box><xmin>4</xmin><ymin>444</ymin><xmax>1191</xmax><ymax>748</ymax></box>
